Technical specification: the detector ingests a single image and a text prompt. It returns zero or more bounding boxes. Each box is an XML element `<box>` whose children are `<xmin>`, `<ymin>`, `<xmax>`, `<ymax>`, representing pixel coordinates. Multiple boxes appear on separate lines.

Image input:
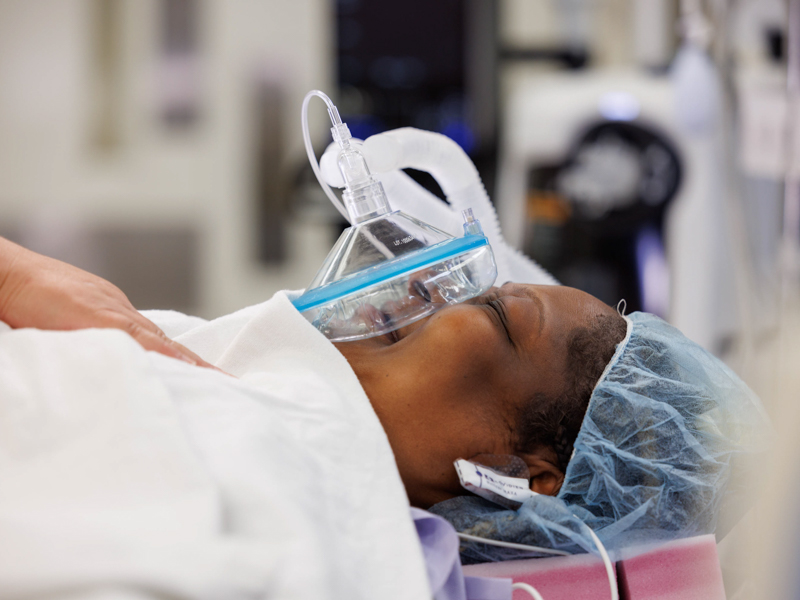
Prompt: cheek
<box><xmin>379</xmin><ymin>307</ymin><xmax>518</xmax><ymax>504</ymax></box>
<box><xmin>418</xmin><ymin>309</ymin><xmax>505</xmax><ymax>370</ymax></box>
<box><xmin>402</xmin><ymin>413</ymin><xmax>514</xmax><ymax>505</ymax></box>
<box><xmin>396</xmin><ymin>309</ymin><xmax>513</xmax><ymax>425</ymax></box>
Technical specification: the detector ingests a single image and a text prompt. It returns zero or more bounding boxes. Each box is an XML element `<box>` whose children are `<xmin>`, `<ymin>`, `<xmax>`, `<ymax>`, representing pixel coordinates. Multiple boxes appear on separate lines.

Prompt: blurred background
<box><xmin>0</xmin><ymin>1</ymin><xmax>798</xmax><ymax>596</ymax></box>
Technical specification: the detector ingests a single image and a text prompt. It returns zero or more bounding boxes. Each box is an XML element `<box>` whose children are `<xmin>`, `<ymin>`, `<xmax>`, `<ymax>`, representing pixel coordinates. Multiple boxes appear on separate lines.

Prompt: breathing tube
<box><xmin>319</xmin><ymin>127</ymin><xmax>558</xmax><ymax>289</ymax></box>
<box><xmin>292</xmin><ymin>91</ymin><xmax>498</xmax><ymax>341</ymax></box>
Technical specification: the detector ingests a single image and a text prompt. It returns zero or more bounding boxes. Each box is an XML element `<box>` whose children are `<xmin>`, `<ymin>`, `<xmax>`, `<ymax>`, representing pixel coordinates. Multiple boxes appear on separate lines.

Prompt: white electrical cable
<box><xmin>511</xmin><ymin>582</ymin><xmax>545</xmax><ymax>600</ymax></box>
<box><xmin>458</xmin><ymin>529</ymin><xmax>615</xmax><ymax>599</ymax></box>
<box><xmin>301</xmin><ymin>90</ymin><xmax>350</xmax><ymax>221</ymax></box>
<box><xmin>457</xmin><ymin>521</ymin><xmax>616</xmax><ymax>598</ymax></box>
<box><xmin>456</xmin><ymin>532</ymin><xmax>570</xmax><ymax>557</ymax></box>
<box><xmin>585</xmin><ymin>526</ymin><xmax>618</xmax><ymax>600</ymax></box>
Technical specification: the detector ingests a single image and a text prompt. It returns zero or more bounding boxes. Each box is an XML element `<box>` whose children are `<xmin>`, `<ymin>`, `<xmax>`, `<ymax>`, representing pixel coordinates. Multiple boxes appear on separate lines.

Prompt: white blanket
<box><xmin>0</xmin><ymin>292</ymin><xmax>430</xmax><ymax>599</ymax></box>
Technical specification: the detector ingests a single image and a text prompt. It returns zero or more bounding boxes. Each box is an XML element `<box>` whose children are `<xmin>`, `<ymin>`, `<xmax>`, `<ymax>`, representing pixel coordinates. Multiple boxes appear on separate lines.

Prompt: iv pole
<box><xmin>782</xmin><ymin>0</ymin><xmax>800</xmax><ymax>303</ymax></box>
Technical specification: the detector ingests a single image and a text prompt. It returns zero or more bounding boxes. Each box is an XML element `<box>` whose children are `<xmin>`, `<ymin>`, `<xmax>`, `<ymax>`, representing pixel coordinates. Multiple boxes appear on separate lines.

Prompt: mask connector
<box><xmin>462</xmin><ymin>208</ymin><xmax>484</xmax><ymax>236</ymax></box>
<box><xmin>337</xmin><ymin>144</ymin><xmax>391</xmax><ymax>224</ymax></box>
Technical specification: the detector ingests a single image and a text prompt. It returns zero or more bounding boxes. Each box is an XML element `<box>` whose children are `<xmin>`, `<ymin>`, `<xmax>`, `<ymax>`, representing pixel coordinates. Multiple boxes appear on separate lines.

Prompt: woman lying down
<box><xmin>334</xmin><ymin>282</ymin><xmax>769</xmax><ymax>563</ymax></box>
<box><xmin>0</xmin><ymin>257</ymin><xmax>768</xmax><ymax>598</ymax></box>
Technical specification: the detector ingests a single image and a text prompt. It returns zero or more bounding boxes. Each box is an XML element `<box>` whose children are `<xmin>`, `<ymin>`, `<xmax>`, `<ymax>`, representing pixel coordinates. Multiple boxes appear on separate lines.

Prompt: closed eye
<box><xmin>485</xmin><ymin>298</ymin><xmax>514</xmax><ymax>347</ymax></box>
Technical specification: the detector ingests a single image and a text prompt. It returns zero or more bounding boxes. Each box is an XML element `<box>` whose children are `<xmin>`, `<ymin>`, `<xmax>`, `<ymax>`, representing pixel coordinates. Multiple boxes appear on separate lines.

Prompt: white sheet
<box><xmin>0</xmin><ymin>292</ymin><xmax>430</xmax><ymax>599</ymax></box>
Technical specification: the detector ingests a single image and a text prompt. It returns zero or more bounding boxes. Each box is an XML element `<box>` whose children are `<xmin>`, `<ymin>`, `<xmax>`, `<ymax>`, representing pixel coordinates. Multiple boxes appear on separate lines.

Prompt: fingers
<box><xmin>123</xmin><ymin>319</ymin><xmax>229</xmax><ymax>375</ymax></box>
<box><xmin>0</xmin><ymin>242</ymin><xmax>231</xmax><ymax>375</ymax></box>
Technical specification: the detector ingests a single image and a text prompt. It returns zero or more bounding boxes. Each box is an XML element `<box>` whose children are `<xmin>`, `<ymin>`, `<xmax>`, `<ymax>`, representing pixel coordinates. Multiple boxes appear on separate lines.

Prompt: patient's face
<box><xmin>334</xmin><ymin>283</ymin><xmax>616</xmax><ymax>508</ymax></box>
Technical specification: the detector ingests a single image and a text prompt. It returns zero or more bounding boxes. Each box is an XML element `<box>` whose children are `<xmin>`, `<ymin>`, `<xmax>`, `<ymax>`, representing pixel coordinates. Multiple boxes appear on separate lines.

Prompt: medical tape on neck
<box><xmin>454</xmin><ymin>459</ymin><xmax>538</xmax><ymax>510</ymax></box>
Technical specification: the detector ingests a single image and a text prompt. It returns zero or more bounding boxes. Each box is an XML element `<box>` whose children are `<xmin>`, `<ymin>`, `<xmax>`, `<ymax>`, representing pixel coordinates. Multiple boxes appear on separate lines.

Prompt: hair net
<box><xmin>429</xmin><ymin>312</ymin><xmax>771</xmax><ymax>564</ymax></box>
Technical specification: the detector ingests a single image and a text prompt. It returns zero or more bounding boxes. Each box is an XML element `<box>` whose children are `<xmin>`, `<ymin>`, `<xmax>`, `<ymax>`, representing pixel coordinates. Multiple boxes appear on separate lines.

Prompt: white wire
<box><xmin>301</xmin><ymin>90</ymin><xmax>350</xmax><ymax>221</ymax></box>
<box><xmin>511</xmin><ymin>582</ymin><xmax>545</xmax><ymax>600</ymax></box>
<box><xmin>458</xmin><ymin>527</ymin><xmax>616</xmax><ymax>599</ymax></box>
<box><xmin>456</xmin><ymin>532</ymin><xmax>570</xmax><ymax>557</ymax></box>
<box><xmin>585</xmin><ymin>526</ymin><xmax>618</xmax><ymax>600</ymax></box>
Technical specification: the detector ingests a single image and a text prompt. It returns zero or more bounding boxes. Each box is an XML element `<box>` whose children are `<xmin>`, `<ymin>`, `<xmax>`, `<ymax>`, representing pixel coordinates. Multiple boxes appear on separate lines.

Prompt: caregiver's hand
<box><xmin>0</xmin><ymin>236</ymin><xmax>217</xmax><ymax>369</ymax></box>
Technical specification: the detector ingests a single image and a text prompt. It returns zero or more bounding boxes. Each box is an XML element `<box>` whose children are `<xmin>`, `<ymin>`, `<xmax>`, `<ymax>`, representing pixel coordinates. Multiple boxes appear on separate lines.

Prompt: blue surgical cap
<box><xmin>429</xmin><ymin>312</ymin><xmax>771</xmax><ymax>563</ymax></box>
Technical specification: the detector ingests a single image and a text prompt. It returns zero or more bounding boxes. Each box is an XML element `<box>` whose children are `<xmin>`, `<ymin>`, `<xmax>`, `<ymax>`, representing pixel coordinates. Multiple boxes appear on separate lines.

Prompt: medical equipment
<box><xmin>456</xmin><ymin>520</ymin><xmax>617</xmax><ymax>600</ymax></box>
<box><xmin>454</xmin><ymin>456</ymin><xmax>538</xmax><ymax>510</ymax></box>
<box><xmin>493</xmin><ymin>65</ymin><xmax>742</xmax><ymax>353</ymax></box>
<box><xmin>292</xmin><ymin>91</ymin><xmax>498</xmax><ymax>341</ymax></box>
<box><xmin>431</xmin><ymin>311</ymin><xmax>770</xmax><ymax>564</ymax></box>
<box><xmin>463</xmin><ymin>534</ymin><xmax>727</xmax><ymax>599</ymax></box>
<box><xmin>452</xmin><ymin>457</ymin><xmax>617</xmax><ymax>599</ymax></box>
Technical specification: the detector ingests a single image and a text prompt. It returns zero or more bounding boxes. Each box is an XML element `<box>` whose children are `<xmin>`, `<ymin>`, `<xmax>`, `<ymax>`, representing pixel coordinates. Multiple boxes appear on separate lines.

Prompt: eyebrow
<box><xmin>528</xmin><ymin>291</ymin><xmax>546</xmax><ymax>335</ymax></box>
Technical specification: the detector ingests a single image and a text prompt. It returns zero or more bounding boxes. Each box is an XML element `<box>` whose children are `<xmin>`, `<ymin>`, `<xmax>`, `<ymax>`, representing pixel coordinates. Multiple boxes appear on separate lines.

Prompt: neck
<box><xmin>332</xmin><ymin>338</ymin><xmax>406</xmax><ymax>447</ymax></box>
<box><xmin>333</xmin><ymin>338</ymin><xmax>387</xmax><ymax>404</ymax></box>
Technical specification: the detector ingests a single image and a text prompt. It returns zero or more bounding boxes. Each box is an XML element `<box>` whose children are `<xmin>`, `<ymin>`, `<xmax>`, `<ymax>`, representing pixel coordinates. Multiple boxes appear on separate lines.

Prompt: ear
<box><xmin>526</xmin><ymin>452</ymin><xmax>565</xmax><ymax>496</ymax></box>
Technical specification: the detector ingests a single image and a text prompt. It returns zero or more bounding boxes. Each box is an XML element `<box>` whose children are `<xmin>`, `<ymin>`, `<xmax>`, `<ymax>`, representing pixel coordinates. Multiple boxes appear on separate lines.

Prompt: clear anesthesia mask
<box><xmin>292</xmin><ymin>90</ymin><xmax>498</xmax><ymax>341</ymax></box>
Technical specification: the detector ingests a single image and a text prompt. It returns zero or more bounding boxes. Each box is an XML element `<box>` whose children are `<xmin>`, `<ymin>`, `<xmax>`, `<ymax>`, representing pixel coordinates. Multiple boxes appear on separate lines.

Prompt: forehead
<box><xmin>498</xmin><ymin>283</ymin><xmax>605</xmax><ymax>314</ymax></box>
